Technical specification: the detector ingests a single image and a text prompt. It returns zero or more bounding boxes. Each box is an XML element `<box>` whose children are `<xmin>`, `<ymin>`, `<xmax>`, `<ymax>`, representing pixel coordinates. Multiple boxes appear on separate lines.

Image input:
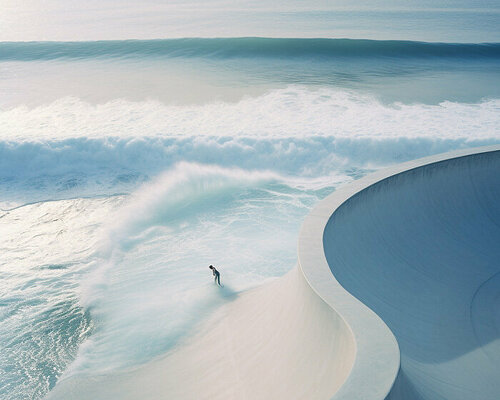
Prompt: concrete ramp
<box><xmin>322</xmin><ymin>147</ymin><xmax>500</xmax><ymax>399</ymax></box>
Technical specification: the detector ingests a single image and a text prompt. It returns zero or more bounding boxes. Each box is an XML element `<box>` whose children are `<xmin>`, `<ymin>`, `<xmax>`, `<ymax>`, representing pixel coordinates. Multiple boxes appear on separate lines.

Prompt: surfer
<box><xmin>209</xmin><ymin>265</ymin><xmax>221</xmax><ymax>286</ymax></box>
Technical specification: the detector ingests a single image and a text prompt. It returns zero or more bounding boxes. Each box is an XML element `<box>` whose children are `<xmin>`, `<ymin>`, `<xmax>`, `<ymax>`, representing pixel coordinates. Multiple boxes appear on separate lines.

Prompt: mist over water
<box><xmin>2</xmin><ymin>2</ymin><xmax>499</xmax><ymax>42</ymax></box>
<box><xmin>1</xmin><ymin>34</ymin><xmax>499</xmax><ymax>400</ymax></box>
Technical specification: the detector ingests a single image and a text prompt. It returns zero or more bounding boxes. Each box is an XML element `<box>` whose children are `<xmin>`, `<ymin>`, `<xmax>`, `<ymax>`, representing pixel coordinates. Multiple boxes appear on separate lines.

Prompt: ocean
<box><xmin>1</xmin><ymin>6</ymin><xmax>500</xmax><ymax>399</ymax></box>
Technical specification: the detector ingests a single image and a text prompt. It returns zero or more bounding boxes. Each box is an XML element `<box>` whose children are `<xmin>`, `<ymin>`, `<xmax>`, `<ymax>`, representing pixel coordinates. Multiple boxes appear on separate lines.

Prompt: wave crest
<box><xmin>1</xmin><ymin>38</ymin><xmax>499</xmax><ymax>61</ymax></box>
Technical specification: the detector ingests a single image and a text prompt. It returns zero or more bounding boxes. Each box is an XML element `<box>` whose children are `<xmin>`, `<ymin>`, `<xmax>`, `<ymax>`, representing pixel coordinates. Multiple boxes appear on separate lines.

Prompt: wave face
<box><xmin>1</xmin><ymin>36</ymin><xmax>499</xmax><ymax>400</ymax></box>
<box><xmin>2</xmin><ymin>38</ymin><xmax>500</xmax><ymax>61</ymax></box>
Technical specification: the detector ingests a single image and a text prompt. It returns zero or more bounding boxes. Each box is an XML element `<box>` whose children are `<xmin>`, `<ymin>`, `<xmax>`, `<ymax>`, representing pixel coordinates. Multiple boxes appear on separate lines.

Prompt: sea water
<box><xmin>1</xmin><ymin>9</ymin><xmax>500</xmax><ymax>400</ymax></box>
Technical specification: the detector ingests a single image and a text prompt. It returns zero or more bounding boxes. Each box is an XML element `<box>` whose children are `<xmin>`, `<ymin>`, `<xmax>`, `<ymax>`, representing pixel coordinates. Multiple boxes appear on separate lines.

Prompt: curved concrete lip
<box><xmin>297</xmin><ymin>144</ymin><xmax>500</xmax><ymax>400</ymax></box>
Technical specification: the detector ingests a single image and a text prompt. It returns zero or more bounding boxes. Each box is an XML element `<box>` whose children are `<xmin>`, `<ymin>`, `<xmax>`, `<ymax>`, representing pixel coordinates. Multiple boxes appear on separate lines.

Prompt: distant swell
<box><xmin>1</xmin><ymin>38</ymin><xmax>499</xmax><ymax>61</ymax></box>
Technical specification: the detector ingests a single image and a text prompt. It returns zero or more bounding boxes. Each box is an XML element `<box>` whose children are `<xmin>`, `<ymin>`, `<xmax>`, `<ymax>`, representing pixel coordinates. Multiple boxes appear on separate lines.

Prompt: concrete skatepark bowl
<box><xmin>306</xmin><ymin>146</ymin><xmax>500</xmax><ymax>399</ymax></box>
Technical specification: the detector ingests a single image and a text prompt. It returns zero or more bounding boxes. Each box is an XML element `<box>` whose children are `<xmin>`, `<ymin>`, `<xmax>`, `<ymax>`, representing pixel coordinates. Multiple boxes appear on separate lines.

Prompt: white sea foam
<box><xmin>1</xmin><ymin>87</ymin><xmax>498</xmax><ymax>141</ymax></box>
<box><xmin>1</xmin><ymin>87</ymin><xmax>498</xmax><ymax>208</ymax></box>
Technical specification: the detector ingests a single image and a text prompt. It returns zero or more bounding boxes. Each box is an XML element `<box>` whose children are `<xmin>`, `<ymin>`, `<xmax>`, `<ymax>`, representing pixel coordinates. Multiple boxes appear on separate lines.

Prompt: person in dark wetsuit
<box><xmin>209</xmin><ymin>265</ymin><xmax>221</xmax><ymax>286</ymax></box>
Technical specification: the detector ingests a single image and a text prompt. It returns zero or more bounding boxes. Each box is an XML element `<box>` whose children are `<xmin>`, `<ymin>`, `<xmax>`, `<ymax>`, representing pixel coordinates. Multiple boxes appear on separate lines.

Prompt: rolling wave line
<box><xmin>1</xmin><ymin>38</ymin><xmax>499</xmax><ymax>61</ymax></box>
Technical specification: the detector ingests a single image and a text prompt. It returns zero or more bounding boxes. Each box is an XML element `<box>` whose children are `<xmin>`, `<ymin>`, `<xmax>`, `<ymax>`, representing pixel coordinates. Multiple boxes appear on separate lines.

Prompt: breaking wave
<box><xmin>0</xmin><ymin>87</ymin><xmax>498</xmax><ymax>208</ymax></box>
<box><xmin>1</xmin><ymin>38</ymin><xmax>499</xmax><ymax>61</ymax></box>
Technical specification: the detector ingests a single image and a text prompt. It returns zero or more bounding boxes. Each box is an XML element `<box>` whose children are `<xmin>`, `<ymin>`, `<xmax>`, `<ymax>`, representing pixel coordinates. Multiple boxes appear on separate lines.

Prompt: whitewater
<box><xmin>1</xmin><ymin>37</ymin><xmax>499</xmax><ymax>400</ymax></box>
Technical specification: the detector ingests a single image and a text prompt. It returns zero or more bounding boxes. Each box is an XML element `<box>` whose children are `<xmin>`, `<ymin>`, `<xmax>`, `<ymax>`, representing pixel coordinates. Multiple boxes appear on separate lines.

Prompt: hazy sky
<box><xmin>1</xmin><ymin>1</ymin><xmax>499</xmax><ymax>41</ymax></box>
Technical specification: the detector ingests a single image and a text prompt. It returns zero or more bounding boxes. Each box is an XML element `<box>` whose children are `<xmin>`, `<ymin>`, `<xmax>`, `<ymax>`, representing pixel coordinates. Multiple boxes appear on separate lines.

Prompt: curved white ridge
<box><xmin>300</xmin><ymin>145</ymin><xmax>500</xmax><ymax>399</ymax></box>
<box><xmin>48</xmin><ymin>267</ymin><xmax>357</xmax><ymax>400</ymax></box>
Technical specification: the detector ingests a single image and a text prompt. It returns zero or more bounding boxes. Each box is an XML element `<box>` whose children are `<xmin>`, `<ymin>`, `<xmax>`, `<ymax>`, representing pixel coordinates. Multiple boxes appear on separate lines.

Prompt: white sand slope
<box><xmin>48</xmin><ymin>268</ymin><xmax>357</xmax><ymax>400</ymax></box>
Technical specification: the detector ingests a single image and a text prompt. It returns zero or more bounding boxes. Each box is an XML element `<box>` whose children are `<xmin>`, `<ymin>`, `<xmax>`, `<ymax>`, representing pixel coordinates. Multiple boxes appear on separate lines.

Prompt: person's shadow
<box><xmin>216</xmin><ymin>283</ymin><xmax>238</xmax><ymax>300</ymax></box>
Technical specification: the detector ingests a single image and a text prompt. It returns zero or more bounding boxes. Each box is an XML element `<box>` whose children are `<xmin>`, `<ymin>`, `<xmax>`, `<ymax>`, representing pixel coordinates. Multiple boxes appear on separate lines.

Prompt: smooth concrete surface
<box><xmin>320</xmin><ymin>146</ymin><xmax>500</xmax><ymax>399</ymax></box>
<box><xmin>48</xmin><ymin>267</ymin><xmax>356</xmax><ymax>400</ymax></box>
